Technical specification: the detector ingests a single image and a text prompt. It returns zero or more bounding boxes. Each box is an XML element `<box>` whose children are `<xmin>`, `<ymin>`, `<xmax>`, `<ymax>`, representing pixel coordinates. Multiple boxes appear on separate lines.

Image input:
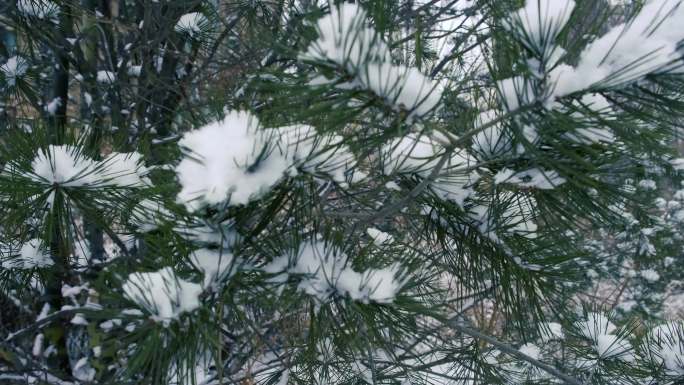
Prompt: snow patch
<box><xmin>263</xmin><ymin>241</ymin><xmax>407</xmax><ymax>304</ymax></box>
<box><xmin>175</xmin><ymin>12</ymin><xmax>208</xmax><ymax>38</ymax></box>
<box><xmin>16</xmin><ymin>0</ymin><xmax>60</xmax><ymax>19</ymax></box>
<box><xmin>96</xmin><ymin>70</ymin><xmax>115</xmax><ymax>84</ymax></box>
<box><xmin>175</xmin><ymin>111</ymin><xmax>290</xmax><ymax>211</ymax></box>
<box><xmin>366</xmin><ymin>228</ymin><xmax>394</xmax><ymax>246</ymax></box>
<box><xmin>18</xmin><ymin>239</ymin><xmax>52</xmax><ymax>269</ymax></box>
<box><xmin>122</xmin><ymin>267</ymin><xmax>202</xmax><ymax>324</ymax></box>
<box><xmin>1</xmin><ymin>56</ymin><xmax>28</xmax><ymax>87</ymax></box>
<box><xmin>301</xmin><ymin>3</ymin><xmax>443</xmax><ymax>120</ymax></box>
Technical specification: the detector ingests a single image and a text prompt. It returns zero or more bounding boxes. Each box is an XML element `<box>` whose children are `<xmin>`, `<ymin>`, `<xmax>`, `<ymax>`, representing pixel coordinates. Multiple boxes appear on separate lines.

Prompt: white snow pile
<box><xmin>301</xmin><ymin>3</ymin><xmax>443</xmax><ymax>120</ymax></box>
<box><xmin>470</xmin><ymin>110</ymin><xmax>540</xmax><ymax>157</ymax></box>
<box><xmin>11</xmin><ymin>145</ymin><xmax>149</xmax><ymax>189</ymax></box>
<box><xmin>577</xmin><ymin>312</ymin><xmax>633</xmax><ymax>361</ymax></box>
<box><xmin>18</xmin><ymin>238</ymin><xmax>53</xmax><ymax>269</ymax></box>
<box><xmin>174</xmin><ymin>12</ymin><xmax>209</xmax><ymax>38</ymax></box>
<box><xmin>383</xmin><ymin>133</ymin><xmax>448</xmax><ymax>176</ymax></box>
<box><xmin>640</xmin><ymin>268</ymin><xmax>660</xmax><ymax>283</ymax></box>
<box><xmin>72</xmin><ymin>356</ymin><xmax>96</xmax><ymax>382</ymax></box>
<box><xmin>277</xmin><ymin>124</ymin><xmax>356</xmax><ymax>185</ymax></box>
<box><xmin>497</xmin><ymin>75</ymin><xmax>536</xmax><ymax>111</ymax></box>
<box><xmin>648</xmin><ymin>322</ymin><xmax>684</xmax><ymax>375</ymax></box>
<box><xmin>518</xmin><ymin>342</ymin><xmax>541</xmax><ymax>360</ymax></box>
<box><xmin>301</xmin><ymin>3</ymin><xmax>390</xmax><ymax>72</ymax></box>
<box><xmin>540</xmin><ymin>322</ymin><xmax>564</xmax><ymax>342</ymax></box>
<box><xmin>127</xmin><ymin>64</ymin><xmax>142</xmax><ymax>77</ymax></box>
<box><xmin>502</xmin><ymin>0</ymin><xmax>684</xmax><ymax>110</ymax></box>
<box><xmin>505</xmin><ymin>0</ymin><xmax>575</xmax><ymax>58</ymax></box>
<box><xmin>44</xmin><ymin>97</ymin><xmax>62</xmax><ymax>115</ymax></box>
<box><xmin>366</xmin><ymin>227</ymin><xmax>394</xmax><ymax>246</ymax></box>
<box><xmin>96</xmin><ymin>70</ymin><xmax>115</xmax><ymax>84</ymax></box>
<box><xmin>122</xmin><ymin>267</ymin><xmax>202</xmax><ymax>323</ymax></box>
<box><xmin>547</xmin><ymin>0</ymin><xmax>684</xmax><ymax>99</ymax></box>
<box><xmin>176</xmin><ymin>111</ymin><xmax>357</xmax><ymax>211</ymax></box>
<box><xmin>16</xmin><ymin>0</ymin><xmax>60</xmax><ymax>20</ymax></box>
<box><xmin>99</xmin><ymin>152</ymin><xmax>150</xmax><ymax>187</ymax></box>
<box><xmin>382</xmin><ymin>133</ymin><xmax>478</xmax><ymax>207</ymax></box>
<box><xmin>1</xmin><ymin>56</ymin><xmax>28</xmax><ymax>87</ymax></box>
<box><xmin>262</xmin><ymin>241</ymin><xmax>407</xmax><ymax>304</ymax></box>
<box><xmin>189</xmin><ymin>248</ymin><xmax>237</xmax><ymax>289</ymax></box>
<box><xmin>357</xmin><ymin>62</ymin><xmax>444</xmax><ymax>121</ymax></box>
<box><xmin>175</xmin><ymin>111</ymin><xmax>290</xmax><ymax>211</ymax></box>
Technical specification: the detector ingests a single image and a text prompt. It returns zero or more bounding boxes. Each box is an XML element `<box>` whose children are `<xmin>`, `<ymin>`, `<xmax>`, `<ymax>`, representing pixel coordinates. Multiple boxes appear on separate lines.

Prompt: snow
<box><xmin>96</xmin><ymin>70</ymin><xmax>115</xmax><ymax>84</ymax></box>
<box><xmin>72</xmin><ymin>357</ymin><xmax>95</xmax><ymax>381</ymax></box>
<box><xmin>122</xmin><ymin>267</ymin><xmax>202</xmax><ymax>323</ymax></box>
<box><xmin>190</xmin><ymin>248</ymin><xmax>237</xmax><ymax>288</ymax></box>
<box><xmin>32</xmin><ymin>333</ymin><xmax>44</xmax><ymax>356</ymax></box>
<box><xmin>382</xmin><ymin>133</ymin><xmax>477</xmax><ymax>206</ymax></box>
<box><xmin>175</xmin><ymin>111</ymin><xmax>290</xmax><ymax>211</ymax></box>
<box><xmin>383</xmin><ymin>133</ymin><xmax>446</xmax><ymax>177</ymax></box>
<box><xmin>263</xmin><ymin>241</ymin><xmax>406</xmax><ymax>304</ymax></box>
<box><xmin>670</xmin><ymin>158</ymin><xmax>684</xmax><ymax>171</ymax></box>
<box><xmin>176</xmin><ymin>117</ymin><xmax>354</xmax><ymax>212</ymax></box>
<box><xmin>301</xmin><ymin>3</ymin><xmax>391</xmax><ymax>73</ymax></box>
<box><xmin>26</xmin><ymin>145</ymin><xmax>94</xmax><ymax>186</ymax></box>
<box><xmin>19</xmin><ymin>239</ymin><xmax>53</xmax><ymax>269</ymax></box>
<box><xmin>366</xmin><ymin>228</ymin><xmax>394</xmax><ymax>246</ymax></box>
<box><xmin>638</xmin><ymin>179</ymin><xmax>657</xmax><ymax>190</ymax></box>
<box><xmin>506</xmin><ymin>0</ymin><xmax>575</xmax><ymax>59</ymax></box>
<box><xmin>83</xmin><ymin>92</ymin><xmax>92</xmax><ymax>106</ymax></box>
<box><xmin>358</xmin><ymin>62</ymin><xmax>444</xmax><ymax>120</ymax></box>
<box><xmin>566</xmin><ymin>127</ymin><xmax>616</xmax><ymax>144</ymax></box>
<box><xmin>99</xmin><ymin>319</ymin><xmax>120</xmax><ymax>331</ymax></box>
<box><xmin>36</xmin><ymin>303</ymin><xmax>50</xmax><ymax>321</ymax></box>
<box><xmin>578</xmin><ymin>312</ymin><xmax>616</xmax><ymax>341</ymax></box>
<box><xmin>61</xmin><ymin>283</ymin><xmax>87</xmax><ymax>297</ymax></box>
<box><xmin>127</xmin><ymin>65</ymin><xmax>142</xmax><ymax>77</ymax></box>
<box><xmin>469</xmin><ymin>193</ymin><xmax>539</xmax><ymax>239</ymax></box>
<box><xmin>649</xmin><ymin>323</ymin><xmax>684</xmax><ymax>375</ymax></box>
<box><xmin>497</xmin><ymin>76</ymin><xmax>534</xmax><ymax>111</ymax></box>
<box><xmin>494</xmin><ymin>168</ymin><xmax>566</xmax><ymax>190</ymax></box>
<box><xmin>70</xmin><ymin>313</ymin><xmax>88</xmax><ymax>325</ymax></box>
<box><xmin>540</xmin><ymin>322</ymin><xmax>564</xmax><ymax>342</ymax></box>
<box><xmin>121</xmin><ymin>308</ymin><xmax>144</xmax><ymax>316</ymax></box>
<box><xmin>577</xmin><ymin>313</ymin><xmax>633</xmax><ymax>361</ymax></box>
<box><xmin>595</xmin><ymin>334</ymin><xmax>633</xmax><ymax>361</ymax></box>
<box><xmin>1</xmin><ymin>56</ymin><xmax>28</xmax><ymax>87</ymax></box>
<box><xmin>99</xmin><ymin>152</ymin><xmax>150</xmax><ymax>187</ymax></box>
<box><xmin>548</xmin><ymin>0</ymin><xmax>684</xmax><ymax>99</ymax></box>
<box><xmin>575</xmin><ymin>93</ymin><xmax>615</xmax><ymax>118</ymax></box>
<box><xmin>174</xmin><ymin>12</ymin><xmax>207</xmax><ymax>37</ymax></box>
<box><xmin>640</xmin><ymin>268</ymin><xmax>660</xmax><ymax>282</ymax></box>
<box><xmin>277</xmin><ymin>124</ymin><xmax>355</xmax><ymax>184</ymax></box>
<box><xmin>471</xmin><ymin>110</ymin><xmax>512</xmax><ymax>157</ymax></box>
<box><xmin>45</xmin><ymin>97</ymin><xmax>61</xmax><ymax>115</ymax></box>
<box><xmin>301</xmin><ymin>3</ymin><xmax>443</xmax><ymax>120</ymax></box>
<box><xmin>16</xmin><ymin>145</ymin><xmax>149</xmax><ymax>189</ymax></box>
<box><xmin>131</xmin><ymin>198</ymin><xmax>172</xmax><ymax>232</ymax></box>
<box><xmin>16</xmin><ymin>0</ymin><xmax>60</xmax><ymax>19</ymax></box>
<box><xmin>518</xmin><ymin>343</ymin><xmax>540</xmax><ymax>360</ymax></box>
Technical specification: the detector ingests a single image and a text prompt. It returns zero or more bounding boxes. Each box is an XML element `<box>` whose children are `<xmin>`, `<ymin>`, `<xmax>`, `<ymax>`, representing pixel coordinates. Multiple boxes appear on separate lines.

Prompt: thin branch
<box><xmin>447</xmin><ymin>321</ymin><xmax>584</xmax><ymax>385</ymax></box>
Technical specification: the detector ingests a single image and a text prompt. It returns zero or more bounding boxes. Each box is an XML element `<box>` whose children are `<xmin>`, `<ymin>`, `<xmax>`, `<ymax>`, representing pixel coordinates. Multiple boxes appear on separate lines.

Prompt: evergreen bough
<box><xmin>0</xmin><ymin>0</ymin><xmax>684</xmax><ymax>384</ymax></box>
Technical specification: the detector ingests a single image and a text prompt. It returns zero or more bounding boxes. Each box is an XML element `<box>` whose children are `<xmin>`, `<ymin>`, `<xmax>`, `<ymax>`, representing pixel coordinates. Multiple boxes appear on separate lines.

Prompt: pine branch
<box><xmin>447</xmin><ymin>320</ymin><xmax>584</xmax><ymax>385</ymax></box>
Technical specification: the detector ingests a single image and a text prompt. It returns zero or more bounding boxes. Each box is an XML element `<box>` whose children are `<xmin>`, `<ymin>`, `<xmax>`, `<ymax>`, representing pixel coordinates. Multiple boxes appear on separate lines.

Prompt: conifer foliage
<box><xmin>1</xmin><ymin>0</ymin><xmax>684</xmax><ymax>384</ymax></box>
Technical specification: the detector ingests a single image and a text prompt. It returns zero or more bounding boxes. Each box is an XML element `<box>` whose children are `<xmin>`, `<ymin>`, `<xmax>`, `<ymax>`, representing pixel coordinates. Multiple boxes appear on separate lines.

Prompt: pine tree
<box><xmin>1</xmin><ymin>0</ymin><xmax>684</xmax><ymax>384</ymax></box>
